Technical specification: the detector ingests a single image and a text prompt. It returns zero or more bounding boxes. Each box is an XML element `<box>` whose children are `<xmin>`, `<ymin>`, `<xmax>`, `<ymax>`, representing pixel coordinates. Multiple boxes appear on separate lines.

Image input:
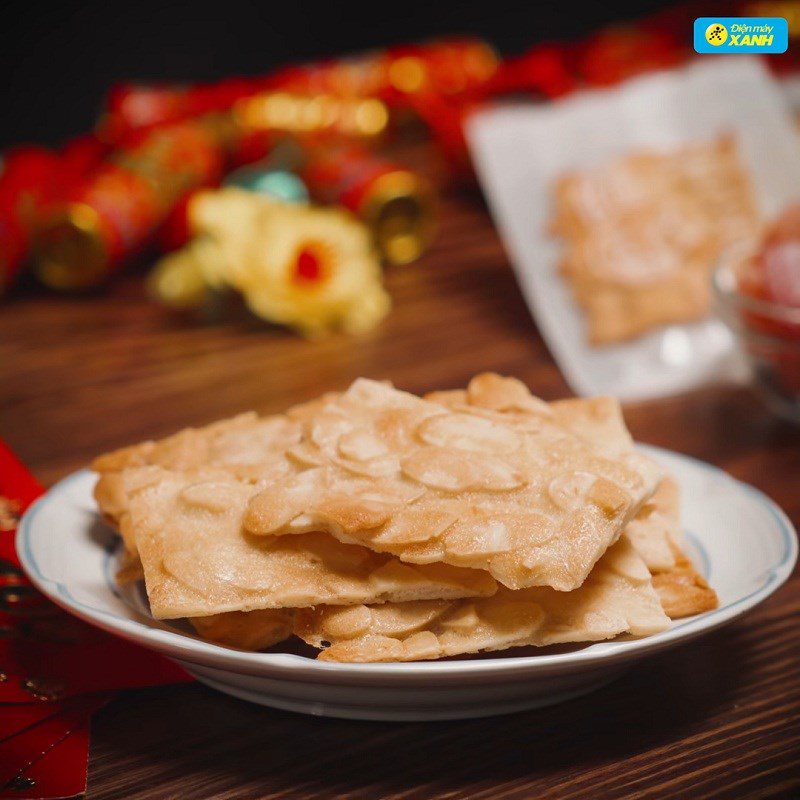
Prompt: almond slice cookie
<box><xmin>125</xmin><ymin>467</ymin><xmax>496</xmax><ymax>619</ymax></box>
<box><xmin>204</xmin><ymin>483</ymin><xmax>697</xmax><ymax>652</ymax></box>
<box><xmin>244</xmin><ymin>377</ymin><xmax>662</xmax><ymax>591</ymax></box>
<box><xmin>550</xmin><ymin>136</ymin><xmax>760</xmax><ymax>344</ymax></box>
<box><xmin>628</xmin><ymin>478</ymin><xmax>718</xmax><ymax>619</ymax></box>
<box><xmin>548</xmin><ymin>394</ymin><xmax>716</xmax><ymax>617</ymax></box>
<box><xmin>430</xmin><ymin>376</ymin><xmax>717</xmax><ymax>617</ymax></box>
<box><xmin>294</xmin><ymin>534</ymin><xmax>670</xmax><ymax>662</ymax></box>
<box><xmin>92</xmin><ymin>394</ymin><xmax>341</xmax><ymax>536</ymax></box>
<box><xmin>93</xmin><ymin>412</ymin><xmax>301</xmax><ymax>531</ymax></box>
<box><xmin>188</xmin><ymin>609</ymin><xmax>295</xmax><ymax>650</ymax></box>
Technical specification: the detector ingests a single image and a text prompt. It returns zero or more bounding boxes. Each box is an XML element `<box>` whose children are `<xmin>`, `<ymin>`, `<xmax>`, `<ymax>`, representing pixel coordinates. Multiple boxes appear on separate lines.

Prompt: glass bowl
<box><xmin>713</xmin><ymin>261</ymin><xmax>800</xmax><ymax>424</ymax></box>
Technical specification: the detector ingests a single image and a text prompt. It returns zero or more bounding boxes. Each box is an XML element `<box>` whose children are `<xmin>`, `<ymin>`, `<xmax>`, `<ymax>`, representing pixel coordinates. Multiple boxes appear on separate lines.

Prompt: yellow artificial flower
<box><xmin>186</xmin><ymin>188</ymin><xmax>391</xmax><ymax>336</ymax></box>
<box><xmin>147</xmin><ymin>238</ymin><xmax>221</xmax><ymax>309</ymax></box>
<box><xmin>188</xmin><ymin>188</ymin><xmax>274</xmax><ymax>290</ymax></box>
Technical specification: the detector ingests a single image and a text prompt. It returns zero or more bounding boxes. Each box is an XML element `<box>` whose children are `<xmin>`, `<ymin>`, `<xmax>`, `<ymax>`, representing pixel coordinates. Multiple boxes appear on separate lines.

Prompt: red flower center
<box><xmin>292</xmin><ymin>245</ymin><xmax>326</xmax><ymax>286</ymax></box>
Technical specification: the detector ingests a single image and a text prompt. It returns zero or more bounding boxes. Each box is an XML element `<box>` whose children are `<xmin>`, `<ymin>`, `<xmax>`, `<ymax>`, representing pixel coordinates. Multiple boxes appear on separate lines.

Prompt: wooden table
<box><xmin>2</xmin><ymin>159</ymin><xmax>799</xmax><ymax>799</ymax></box>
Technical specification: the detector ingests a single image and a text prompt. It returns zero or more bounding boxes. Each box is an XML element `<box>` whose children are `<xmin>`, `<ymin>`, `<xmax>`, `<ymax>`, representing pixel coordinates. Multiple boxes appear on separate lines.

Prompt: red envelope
<box><xmin>1</xmin><ymin>440</ymin><xmax>190</xmax><ymax>700</ymax></box>
<box><xmin>1</xmin><ymin>439</ymin><xmax>192</xmax><ymax>798</ymax></box>
<box><xmin>2</xmin><ymin>728</ymin><xmax>90</xmax><ymax>800</ymax></box>
<box><xmin>0</xmin><ymin>693</ymin><xmax>110</xmax><ymax>799</ymax></box>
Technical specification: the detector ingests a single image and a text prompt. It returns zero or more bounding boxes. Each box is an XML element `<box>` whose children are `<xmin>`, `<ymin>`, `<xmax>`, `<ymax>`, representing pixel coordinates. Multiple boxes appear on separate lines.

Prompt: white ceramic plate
<box><xmin>466</xmin><ymin>58</ymin><xmax>800</xmax><ymax>401</ymax></box>
<box><xmin>18</xmin><ymin>446</ymin><xmax>797</xmax><ymax>721</ymax></box>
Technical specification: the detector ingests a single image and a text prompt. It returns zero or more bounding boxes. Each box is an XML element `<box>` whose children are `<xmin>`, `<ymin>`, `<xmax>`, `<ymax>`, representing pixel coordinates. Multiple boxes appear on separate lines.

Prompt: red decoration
<box><xmin>35</xmin><ymin>120</ymin><xmax>227</xmax><ymax>288</ymax></box>
<box><xmin>573</xmin><ymin>25</ymin><xmax>684</xmax><ymax>87</ymax></box>
<box><xmin>292</xmin><ymin>245</ymin><xmax>326</xmax><ymax>285</ymax></box>
<box><xmin>301</xmin><ymin>145</ymin><xmax>403</xmax><ymax>214</ymax></box>
<box><xmin>484</xmin><ymin>45</ymin><xmax>576</xmax><ymax>99</ymax></box>
<box><xmin>0</xmin><ymin>147</ymin><xmax>63</xmax><ymax>288</ymax></box>
<box><xmin>0</xmin><ymin>694</ymin><xmax>109</xmax><ymax>799</ymax></box>
<box><xmin>99</xmin><ymin>83</ymin><xmax>190</xmax><ymax>145</ymax></box>
<box><xmin>0</xmin><ymin>440</ymin><xmax>191</xmax><ymax>797</ymax></box>
<box><xmin>58</xmin><ymin>134</ymin><xmax>109</xmax><ymax>184</ymax></box>
<box><xmin>7</xmin><ymin>11</ymin><xmax>794</xmax><ymax>291</ymax></box>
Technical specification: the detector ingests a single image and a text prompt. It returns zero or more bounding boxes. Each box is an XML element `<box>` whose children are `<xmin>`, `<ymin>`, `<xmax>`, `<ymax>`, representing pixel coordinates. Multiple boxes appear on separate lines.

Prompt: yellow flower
<box><xmin>147</xmin><ymin>244</ymin><xmax>210</xmax><ymax>309</ymax></box>
<box><xmin>187</xmin><ymin>188</ymin><xmax>391</xmax><ymax>336</ymax></box>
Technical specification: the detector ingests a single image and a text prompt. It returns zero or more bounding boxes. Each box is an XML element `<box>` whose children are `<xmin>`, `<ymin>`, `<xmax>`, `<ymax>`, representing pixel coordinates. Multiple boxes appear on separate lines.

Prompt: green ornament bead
<box><xmin>225</xmin><ymin>167</ymin><xmax>309</xmax><ymax>204</ymax></box>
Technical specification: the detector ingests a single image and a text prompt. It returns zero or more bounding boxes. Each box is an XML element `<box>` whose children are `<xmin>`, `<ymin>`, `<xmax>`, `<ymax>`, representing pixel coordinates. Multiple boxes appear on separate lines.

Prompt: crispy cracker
<box><xmin>550</xmin><ymin>398</ymin><xmax>717</xmax><ymax>617</ymax></box>
<box><xmin>573</xmin><ymin>269</ymin><xmax>714</xmax><ymax>345</ymax></box>
<box><xmin>429</xmin><ymin>376</ymin><xmax>717</xmax><ymax>618</ymax></box>
<box><xmin>96</xmin><ymin>377</ymin><xmax>713</xmax><ymax>656</ymax></box>
<box><xmin>115</xmin><ymin>550</ymin><xmax>145</xmax><ymax>584</ymax></box>
<box><xmin>631</xmin><ymin>479</ymin><xmax>718</xmax><ymax>618</ymax></box>
<box><xmin>550</xmin><ymin>400</ymin><xmax>717</xmax><ymax>617</ymax></box>
<box><xmin>243</xmin><ymin>376</ymin><xmax>662</xmax><ymax>591</ymax></box>
<box><xmin>125</xmin><ymin>467</ymin><xmax>496</xmax><ymax>619</ymax></box>
<box><xmin>227</xmin><ymin>479</ymin><xmax>709</xmax><ymax>657</ymax></box>
<box><xmin>92</xmin><ymin>395</ymin><xmax>344</xmax><ymax>540</ymax></box>
<box><xmin>621</xmin><ymin>479</ymin><xmax>680</xmax><ymax>573</ymax></box>
<box><xmin>189</xmin><ymin>609</ymin><xmax>294</xmax><ymax>650</ymax></box>
<box><xmin>294</xmin><ymin>535</ymin><xmax>670</xmax><ymax>662</ymax></box>
<box><xmin>550</xmin><ymin>136</ymin><xmax>760</xmax><ymax>344</ymax></box>
<box><xmin>93</xmin><ymin>412</ymin><xmax>301</xmax><ymax>529</ymax></box>
<box><xmin>92</xmin><ymin>393</ymin><xmax>339</xmax><ymax>477</ymax></box>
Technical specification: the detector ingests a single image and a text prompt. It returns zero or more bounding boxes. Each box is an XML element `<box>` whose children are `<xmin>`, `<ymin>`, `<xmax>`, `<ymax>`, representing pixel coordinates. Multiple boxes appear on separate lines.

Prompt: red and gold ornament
<box><xmin>34</xmin><ymin>119</ymin><xmax>228</xmax><ymax>289</ymax></box>
<box><xmin>301</xmin><ymin>145</ymin><xmax>436</xmax><ymax>264</ymax></box>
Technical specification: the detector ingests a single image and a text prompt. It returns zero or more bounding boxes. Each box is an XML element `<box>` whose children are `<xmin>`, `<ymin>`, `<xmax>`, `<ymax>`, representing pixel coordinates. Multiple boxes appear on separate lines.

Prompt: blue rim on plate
<box><xmin>17</xmin><ymin>445</ymin><xmax>798</xmax><ymax>679</ymax></box>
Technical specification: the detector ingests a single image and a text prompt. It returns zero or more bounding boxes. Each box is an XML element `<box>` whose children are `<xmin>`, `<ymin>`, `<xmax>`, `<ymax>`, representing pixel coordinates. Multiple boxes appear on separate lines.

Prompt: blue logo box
<box><xmin>694</xmin><ymin>17</ymin><xmax>788</xmax><ymax>53</ymax></box>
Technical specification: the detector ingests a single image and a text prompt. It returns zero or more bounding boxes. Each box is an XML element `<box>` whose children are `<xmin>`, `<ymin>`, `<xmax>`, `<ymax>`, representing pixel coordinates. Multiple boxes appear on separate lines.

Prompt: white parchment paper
<box><xmin>467</xmin><ymin>57</ymin><xmax>800</xmax><ymax>401</ymax></box>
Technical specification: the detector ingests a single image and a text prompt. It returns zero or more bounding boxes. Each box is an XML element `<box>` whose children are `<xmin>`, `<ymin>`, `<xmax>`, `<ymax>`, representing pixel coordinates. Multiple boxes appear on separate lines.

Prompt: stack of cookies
<box><xmin>551</xmin><ymin>136</ymin><xmax>760</xmax><ymax>345</ymax></box>
<box><xmin>92</xmin><ymin>374</ymin><xmax>717</xmax><ymax>662</ymax></box>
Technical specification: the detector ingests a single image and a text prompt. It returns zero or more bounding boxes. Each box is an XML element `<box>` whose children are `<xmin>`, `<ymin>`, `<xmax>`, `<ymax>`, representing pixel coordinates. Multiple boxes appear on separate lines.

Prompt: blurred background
<box><xmin>2</xmin><ymin>0</ymin><xmax>800</xmax><ymax>469</ymax></box>
<box><xmin>1</xmin><ymin>0</ymin><xmax>673</xmax><ymax>148</ymax></box>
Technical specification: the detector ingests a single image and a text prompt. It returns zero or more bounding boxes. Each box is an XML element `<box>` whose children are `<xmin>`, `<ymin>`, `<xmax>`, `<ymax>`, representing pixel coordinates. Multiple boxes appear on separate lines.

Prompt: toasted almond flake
<box><xmin>445</xmin><ymin>519</ymin><xmax>511</xmax><ymax>559</ymax></box>
<box><xmin>401</xmin><ymin>447</ymin><xmax>522</xmax><ymax>492</ymax></box>
<box><xmin>244</xmin><ymin>469</ymin><xmax>325</xmax><ymax>534</ymax></box>
<box><xmin>466</xmin><ymin>373</ymin><xmax>553</xmax><ymax>416</ymax></box>
<box><xmin>179</xmin><ymin>482</ymin><xmax>240</xmax><ymax>513</ymax></box>
<box><xmin>286</xmin><ymin>442</ymin><xmax>325</xmax><ymax>467</ymax></box>
<box><xmin>416</xmin><ymin>413</ymin><xmax>520</xmax><ymax>454</ymax></box>
<box><xmin>372</xmin><ymin>502</ymin><xmax>460</xmax><ymax>545</ymax></box>
<box><xmin>369</xmin><ymin>601</ymin><xmax>448</xmax><ymax>637</ymax></box>
<box><xmin>402</xmin><ymin>631</ymin><xmax>442</xmax><ymax>660</ymax></box>
<box><xmin>310</xmin><ymin>416</ymin><xmax>355</xmax><ymax>451</ymax></box>
<box><xmin>479</xmin><ymin>599</ymin><xmax>546</xmax><ymax>632</ymax></box>
<box><xmin>319</xmin><ymin>635</ymin><xmax>404</xmax><ymax>663</ymax></box>
<box><xmin>439</xmin><ymin>603</ymin><xmax>480</xmax><ymax>632</ymax></box>
<box><xmin>587</xmin><ymin>477</ymin><xmax>630</xmax><ymax>518</ymax></box>
<box><xmin>330</xmin><ymin>454</ymin><xmax>400</xmax><ymax>479</ymax></box>
<box><xmin>368</xmin><ymin>560</ymin><xmax>427</xmax><ymax>589</ymax></box>
<box><xmin>189</xmin><ymin>609</ymin><xmax>294</xmax><ymax>651</ymax></box>
<box><xmin>314</xmin><ymin>495</ymin><xmax>398</xmax><ymax>533</ymax></box>
<box><xmin>547</xmin><ymin>471</ymin><xmax>598</xmax><ymax>511</ymax></box>
<box><xmin>338</xmin><ymin>429</ymin><xmax>389</xmax><ymax>461</ymax></box>
<box><xmin>605</xmin><ymin>544</ymin><xmax>652</xmax><ymax>583</ymax></box>
<box><xmin>321</xmin><ymin>605</ymin><xmax>373</xmax><ymax>639</ymax></box>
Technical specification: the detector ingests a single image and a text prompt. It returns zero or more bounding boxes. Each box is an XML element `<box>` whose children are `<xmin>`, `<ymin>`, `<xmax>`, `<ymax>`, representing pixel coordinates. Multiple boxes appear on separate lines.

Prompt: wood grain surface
<box><xmin>1</xmin><ymin>147</ymin><xmax>798</xmax><ymax>799</ymax></box>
